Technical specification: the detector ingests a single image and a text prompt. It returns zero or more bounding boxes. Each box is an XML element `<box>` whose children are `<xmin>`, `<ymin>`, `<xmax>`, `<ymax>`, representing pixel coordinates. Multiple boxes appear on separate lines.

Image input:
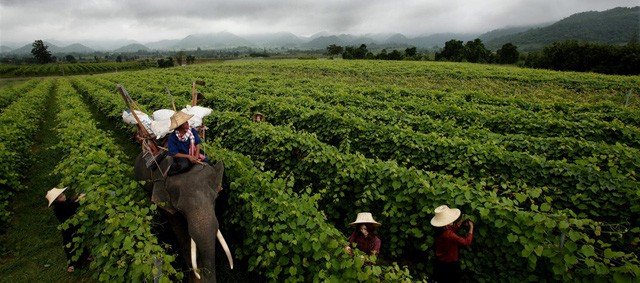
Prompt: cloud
<box><xmin>0</xmin><ymin>0</ymin><xmax>637</xmax><ymax>45</ymax></box>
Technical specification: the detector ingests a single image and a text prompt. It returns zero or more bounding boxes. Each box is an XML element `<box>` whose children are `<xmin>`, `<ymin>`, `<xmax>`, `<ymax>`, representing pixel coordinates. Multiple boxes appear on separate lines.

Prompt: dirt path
<box><xmin>0</xmin><ymin>79</ymin><xmax>93</xmax><ymax>282</ymax></box>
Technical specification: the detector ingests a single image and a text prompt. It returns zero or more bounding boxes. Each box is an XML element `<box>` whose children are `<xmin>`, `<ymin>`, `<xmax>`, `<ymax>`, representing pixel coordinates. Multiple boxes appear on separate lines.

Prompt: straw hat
<box><xmin>430</xmin><ymin>205</ymin><xmax>461</xmax><ymax>227</ymax></box>
<box><xmin>350</xmin><ymin>212</ymin><xmax>381</xmax><ymax>227</ymax></box>
<box><xmin>169</xmin><ymin>111</ymin><xmax>194</xmax><ymax>130</ymax></box>
<box><xmin>45</xmin><ymin>187</ymin><xmax>67</xmax><ymax>207</ymax></box>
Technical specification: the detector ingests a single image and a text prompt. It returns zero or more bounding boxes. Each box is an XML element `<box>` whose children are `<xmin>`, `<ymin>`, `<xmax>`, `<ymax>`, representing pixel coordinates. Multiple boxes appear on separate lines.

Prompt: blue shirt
<box><xmin>167</xmin><ymin>128</ymin><xmax>202</xmax><ymax>156</ymax></box>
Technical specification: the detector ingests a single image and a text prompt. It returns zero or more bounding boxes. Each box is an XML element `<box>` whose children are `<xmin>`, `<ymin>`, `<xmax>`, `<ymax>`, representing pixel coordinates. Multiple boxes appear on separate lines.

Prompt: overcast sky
<box><xmin>1</xmin><ymin>0</ymin><xmax>638</xmax><ymax>46</ymax></box>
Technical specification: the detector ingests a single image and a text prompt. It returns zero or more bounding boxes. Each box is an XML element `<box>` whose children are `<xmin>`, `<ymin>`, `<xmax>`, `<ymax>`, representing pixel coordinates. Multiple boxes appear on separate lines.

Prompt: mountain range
<box><xmin>1</xmin><ymin>6</ymin><xmax>637</xmax><ymax>55</ymax></box>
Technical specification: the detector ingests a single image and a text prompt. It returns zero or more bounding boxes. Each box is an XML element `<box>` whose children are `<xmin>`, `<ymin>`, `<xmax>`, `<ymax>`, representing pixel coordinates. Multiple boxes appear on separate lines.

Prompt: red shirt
<box><xmin>435</xmin><ymin>225</ymin><xmax>473</xmax><ymax>262</ymax></box>
<box><xmin>348</xmin><ymin>232</ymin><xmax>381</xmax><ymax>256</ymax></box>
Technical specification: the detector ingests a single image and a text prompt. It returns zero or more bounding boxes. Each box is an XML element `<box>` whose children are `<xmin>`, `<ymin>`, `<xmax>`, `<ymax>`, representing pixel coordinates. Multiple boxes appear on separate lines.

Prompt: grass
<box><xmin>0</xmin><ymin>80</ymin><xmax>93</xmax><ymax>282</ymax></box>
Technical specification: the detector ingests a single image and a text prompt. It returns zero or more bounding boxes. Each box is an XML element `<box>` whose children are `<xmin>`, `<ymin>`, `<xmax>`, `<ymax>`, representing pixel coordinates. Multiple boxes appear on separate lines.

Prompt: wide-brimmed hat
<box><xmin>46</xmin><ymin>187</ymin><xmax>67</xmax><ymax>207</ymax></box>
<box><xmin>430</xmin><ymin>205</ymin><xmax>461</xmax><ymax>227</ymax></box>
<box><xmin>169</xmin><ymin>111</ymin><xmax>194</xmax><ymax>130</ymax></box>
<box><xmin>350</xmin><ymin>212</ymin><xmax>381</xmax><ymax>227</ymax></box>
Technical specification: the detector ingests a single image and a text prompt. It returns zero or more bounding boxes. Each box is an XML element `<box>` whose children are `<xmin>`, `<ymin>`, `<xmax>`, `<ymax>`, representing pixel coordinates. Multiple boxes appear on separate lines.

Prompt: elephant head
<box><xmin>134</xmin><ymin>152</ymin><xmax>233</xmax><ymax>283</ymax></box>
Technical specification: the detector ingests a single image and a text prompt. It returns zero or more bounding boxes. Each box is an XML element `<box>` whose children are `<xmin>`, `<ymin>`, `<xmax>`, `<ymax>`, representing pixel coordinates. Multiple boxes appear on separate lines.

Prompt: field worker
<box><xmin>46</xmin><ymin>187</ymin><xmax>88</xmax><ymax>273</ymax></box>
<box><xmin>167</xmin><ymin>111</ymin><xmax>208</xmax><ymax>175</ymax></box>
<box><xmin>251</xmin><ymin>112</ymin><xmax>264</xmax><ymax>123</ymax></box>
<box><xmin>345</xmin><ymin>212</ymin><xmax>382</xmax><ymax>263</ymax></box>
<box><xmin>430</xmin><ymin>205</ymin><xmax>474</xmax><ymax>283</ymax></box>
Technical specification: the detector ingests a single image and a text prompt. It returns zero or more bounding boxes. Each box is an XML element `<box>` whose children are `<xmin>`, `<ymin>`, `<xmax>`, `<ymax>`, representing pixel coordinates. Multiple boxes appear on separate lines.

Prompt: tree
<box><xmin>463</xmin><ymin>39</ymin><xmax>491</xmax><ymax>63</ymax></box>
<box><xmin>405</xmin><ymin>47</ymin><xmax>417</xmax><ymax>57</ymax></box>
<box><xmin>435</xmin><ymin>40</ymin><xmax>464</xmax><ymax>61</ymax></box>
<box><xmin>176</xmin><ymin>51</ymin><xmax>185</xmax><ymax>66</ymax></box>
<box><xmin>496</xmin><ymin>43</ymin><xmax>519</xmax><ymax>64</ymax></box>
<box><xmin>387</xmin><ymin>50</ymin><xmax>404</xmax><ymax>60</ymax></box>
<box><xmin>186</xmin><ymin>55</ymin><xmax>196</xmax><ymax>65</ymax></box>
<box><xmin>326</xmin><ymin>44</ymin><xmax>344</xmax><ymax>55</ymax></box>
<box><xmin>31</xmin><ymin>40</ymin><xmax>53</xmax><ymax>64</ymax></box>
<box><xmin>116</xmin><ymin>55</ymin><xmax>123</xmax><ymax>63</ymax></box>
<box><xmin>65</xmin><ymin>55</ymin><xmax>77</xmax><ymax>63</ymax></box>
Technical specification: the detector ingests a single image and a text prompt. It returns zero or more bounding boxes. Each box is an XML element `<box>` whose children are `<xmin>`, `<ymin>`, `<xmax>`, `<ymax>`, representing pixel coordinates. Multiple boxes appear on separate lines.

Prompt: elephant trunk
<box><xmin>190</xmin><ymin>231</ymin><xmax>233</xmax><ymax>281</ymax></box>
<box><xmin>186</xmin><ymin>210</ymin><xmax>218</xmax><ymax>283</ymax></box>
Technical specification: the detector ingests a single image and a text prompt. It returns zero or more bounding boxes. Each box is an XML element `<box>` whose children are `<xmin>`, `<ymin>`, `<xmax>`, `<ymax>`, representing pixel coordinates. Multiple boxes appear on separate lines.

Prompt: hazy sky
<box><xmin>1</xmin><ymin>0</ymin><xmax>638</xmax><ymax>46</ymax></box>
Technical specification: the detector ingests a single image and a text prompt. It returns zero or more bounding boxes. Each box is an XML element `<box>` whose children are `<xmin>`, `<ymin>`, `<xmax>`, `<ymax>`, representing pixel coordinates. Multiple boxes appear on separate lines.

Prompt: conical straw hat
<box><xmin>169</xmin><ymin>111</ymin><xmax>194</xmax><ymax>130</ymax></box>
<box><xmin>45</xmin><ymin>187</ymin><xmax>67</xmax><ymax>207</ymax></box>
<box><xmin>430</xmin><ymin>205</ymin><xmax>461</xmax><ymax>227</ymax></box>
<box><xmin>350</xmin><ymin>212</ymin><xmax>381</xmax><ymax>227</ymax></box>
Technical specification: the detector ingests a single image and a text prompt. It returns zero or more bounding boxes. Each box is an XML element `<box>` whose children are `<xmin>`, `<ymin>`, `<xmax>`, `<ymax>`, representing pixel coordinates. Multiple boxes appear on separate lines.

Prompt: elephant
<box><xmin>134</xmin><ymin>151</ymin><xmax>233</xmax><ymax>283</ymax></box>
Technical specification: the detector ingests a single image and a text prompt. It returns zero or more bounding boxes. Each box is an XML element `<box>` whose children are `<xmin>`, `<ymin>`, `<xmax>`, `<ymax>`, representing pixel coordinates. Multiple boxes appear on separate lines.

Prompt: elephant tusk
<box><xmin>191</xmin><ymin>238</ymin><xmax>201</xmax><ymax>279</ymax></box>
<box><xmin>217</xmin><ymin>230</ymin><xmax>234</xmax><ymax>270</ymax></box>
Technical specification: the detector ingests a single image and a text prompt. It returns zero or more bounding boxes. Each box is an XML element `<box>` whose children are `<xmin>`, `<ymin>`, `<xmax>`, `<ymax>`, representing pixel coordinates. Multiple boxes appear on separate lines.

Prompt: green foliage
<box><xmin>27</xmin><ymin>59</ymin><xmax>640</xmax><ymax>281</ymax></box>
<box><xmin>0</xmin><ymin>62</ymin><xmax>155</xmax><ymax>78</ymax></box>
<box><xmin>0</xmin><ymin>79</ymin><xmax>52</xmax><ymax>234</ymax></box>
<box><xmin>51</xmin><ymin>79</ymin><xmax>177</xmax><ymax>282</ymax></box>
<box><xmin>525</xmin><ymin>40</ymin><xmax>640</xmax><ymax>75</ymax></box>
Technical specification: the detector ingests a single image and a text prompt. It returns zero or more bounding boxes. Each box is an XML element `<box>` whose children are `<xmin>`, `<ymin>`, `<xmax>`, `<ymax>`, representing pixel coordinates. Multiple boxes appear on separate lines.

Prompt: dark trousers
<box><xmin>433</xmin><ymin>259</ymin><xmax>461</xmax><ymax>283</ymax></box>
<box><xmin>62</xmin><ymin>227</ymin><xmax>88</xmax><ymax>267</ymax></box>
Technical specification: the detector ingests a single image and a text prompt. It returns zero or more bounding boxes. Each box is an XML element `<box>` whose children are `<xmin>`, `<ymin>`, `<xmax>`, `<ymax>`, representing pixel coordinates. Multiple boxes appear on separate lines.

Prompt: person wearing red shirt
<box><xmin>430</xmin><ymin>205</ymin><xmax>474</xmax><ymax>283</ymax></box>
<box><xmin>345</xmin><ymin>212</ymin><xmax>382</xmax><ymax>264</ymax></box>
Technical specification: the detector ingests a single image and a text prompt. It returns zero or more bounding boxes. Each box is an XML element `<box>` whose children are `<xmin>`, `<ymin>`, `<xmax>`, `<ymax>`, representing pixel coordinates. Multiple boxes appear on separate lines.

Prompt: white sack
<box><xmin>183</xmin><ymin>105</ymin><xmax>212</xmax><ymax>118</ymax></box>
<box><xmin>151</xmin><ymin>119</ymin><xmax>172</xmax><ymax>139</ymax></box>
<box><xmin>153</xmin><ymin>109</ymin><xmax>175</xmax><ymax>121</ymax></box>
<box><xmin>122</xmin><ymin>110</ymin><xmax>154</xmax><ymax>133</ymax></box>
<box><xmin>122</xmin><ymin>110</ymin><xmax>151</xmax><ymax>124</ymax></box>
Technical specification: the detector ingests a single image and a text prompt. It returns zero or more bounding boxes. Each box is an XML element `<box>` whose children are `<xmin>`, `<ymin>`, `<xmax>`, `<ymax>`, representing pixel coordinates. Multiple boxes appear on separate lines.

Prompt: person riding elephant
<box><xmin>134</xmin><ymin>150</ymin><xmax>232</xmax><ymax>283</ymax></box>
<box><xmin>166</xmin><ymin>111</ymin><xmax>208</xmax><ymax>176</ymax></box>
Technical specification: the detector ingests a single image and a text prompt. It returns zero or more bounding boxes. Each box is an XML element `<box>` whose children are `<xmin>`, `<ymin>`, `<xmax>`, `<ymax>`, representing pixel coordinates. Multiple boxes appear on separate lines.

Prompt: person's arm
<box><xmin>448</xmin><ymin>222</ymin><xmax>474</xmax><ymax>247</ymax></box>
<box><xmin>371</xmin><ymin>237</ymin><xmax>381</xmax><ymax>256</ymax></box>
<box><xmin>192</xmin><ymin>128</ymin><xmax>204</xmax><ymax>160</ymax></box>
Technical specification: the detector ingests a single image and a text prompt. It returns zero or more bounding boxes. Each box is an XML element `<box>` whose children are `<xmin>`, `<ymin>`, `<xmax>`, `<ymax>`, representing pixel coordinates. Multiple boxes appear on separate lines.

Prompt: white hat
<box><xmin>169</xmin><ymin>111</ymin><xmax>194</xmax><ymax>130</ymax></box>
<box><xmin>430</xmin><ymin>205</ymin><xmax>461</xmax><ymax>227</ymax></box>
<box><xmin>350</xmin><ymin>212</ymin><xmax>381</xmax><ymax>227</ymax></box>
<box><xmin>45</xmin><ymin>187</ymin><xmax>67</xmax><ymax>207</ymax></box>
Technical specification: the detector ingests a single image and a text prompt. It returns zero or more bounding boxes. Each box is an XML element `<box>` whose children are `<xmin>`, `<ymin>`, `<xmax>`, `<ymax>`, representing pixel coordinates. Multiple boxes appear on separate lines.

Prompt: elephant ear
<box><xmin>151</xmin><ymin>157</ymin><xmax>177</xmax><ymax>214</ymax></box>
<box><xmin>152</xmin><ymin>181</ymin><xmax>177</xmax><ymax>214</ymax></box>
<box><xmin>210</xmin><ymin>160</ymin><xmax>224</xmax><ymax>193</ymax></box>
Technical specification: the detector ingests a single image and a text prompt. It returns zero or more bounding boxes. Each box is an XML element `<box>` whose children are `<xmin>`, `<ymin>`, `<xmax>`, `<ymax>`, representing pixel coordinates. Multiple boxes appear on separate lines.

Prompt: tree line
<box><xmin>327</xmin><ymin>38</ymin><xmax>640</xmax><ymax>75</ymax></box>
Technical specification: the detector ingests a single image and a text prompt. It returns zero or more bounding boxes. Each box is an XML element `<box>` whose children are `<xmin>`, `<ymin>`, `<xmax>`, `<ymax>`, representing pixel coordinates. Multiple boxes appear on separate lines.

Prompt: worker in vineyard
<box><xmin>344</xmin><ymin>212</ymin><xmax>382</xmax><ymax>264</ymax></box>
<box><xmin>430</xmin><ymin>205</ymin><xmax>474</xmax><ymax>283</ymax></box>
<box><xmin>46</xmin><ymin>187</ymin><xmax>88</xmax><ymax>273</ymax></box>
<box><xmin>251</xmin><ymin>112</ymin><xmax>264</xmax><ymax>123</ymax></box>
<box><xmin>167</xmin><ymin>111</ymin><xmax>208</xmax><ymax>175</ymax></box>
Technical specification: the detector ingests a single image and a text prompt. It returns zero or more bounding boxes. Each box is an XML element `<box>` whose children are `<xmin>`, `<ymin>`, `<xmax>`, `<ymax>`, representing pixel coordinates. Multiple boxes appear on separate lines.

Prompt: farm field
<box><xmin>1</xmin><ymin>59</ymin><xmax>639</xmax><ymax>282</ymax></box>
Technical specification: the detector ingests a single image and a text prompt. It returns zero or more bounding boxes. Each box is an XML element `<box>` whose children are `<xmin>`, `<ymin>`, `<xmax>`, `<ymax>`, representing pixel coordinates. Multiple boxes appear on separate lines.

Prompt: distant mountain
<box><xmin>0</xmin><ymin>45</ymin><xmax>13</xmax><ymax>53</ymax></box>
<box><xmin>114</xmin><ymin>43</ymin><xmax>150</xmax><ymax>53</ymax></box>
<box><xmin>243</xmin><ymin>32</ymin><xmax>303</xmax><ymax>48</ymax></box>
<box><xmin>145</xmin><ymin>39</ymin><xmax>181</xmax><ymax>50</ymax></box>
<box><xmin>485</xmin><ymin>6</ymin><xmax>640</xmax><ymax>51</ymax></box>
<box><xmin>172</xmin><ymin>32</ymin><xmax>254</xmax><ymax>50</ymax></box>
<box><xmin>478</xmin><ymin>24</ymin><xmax>552</xmax><ymax>42</ymax></box>
<box><xmin>59</xmin><ymin>43</ymin><xmax>94</xmax><ymax>53</ymax></box>
<box><xmin>385</xmin><ymin>33</ymin><xmax>410</xmax><ymax>45</ymax></box>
